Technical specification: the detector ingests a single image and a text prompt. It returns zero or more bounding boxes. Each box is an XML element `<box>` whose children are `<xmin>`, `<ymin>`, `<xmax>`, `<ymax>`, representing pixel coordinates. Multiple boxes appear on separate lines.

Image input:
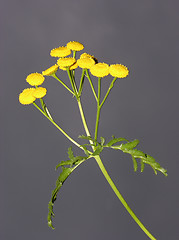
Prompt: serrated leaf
<box><xmin>78</xmin><ymin>135</ymin><xmax>97</xmax><ymax>143</ymax></box>
<box><xmin>48</xmin><ymin>166</ymin><xmax>73</xmax><ymax>229</ymax></box>
<box><xmin>100</xmin><ymin>137</ymin><xmax>105</xmax><ymax>146</ymax></box>
<box><xmin>59</xmin><ymin>167</ymin><xmax>72</xmax><ymax>183</ymax></box>
<box><xmin>48</xmin><ymin>147</ymin><xmax>89</xmax><ymax>229</ymax></box>
<box><xmin>145</xmin><ymin>154</ymin><xmax>155</xmax><ymax>163</ymax></box>
<box><xmin>120</xmin><ymin>139</ymin><xmax>140</xmax><ymax>150</ymax></box>
<box><xmin>56</xmin><ymin>160</ymin><xmax>74</xmax><ymax>169</ymax></box>
<box><xmin>107</xmin><ymin>136</ymin><xmax>167</xmax><ymax>176</ymax></box>
<box><xmin>140</xmin><ymin>160</ymin><xmax>145</xmax><ymax>172</ymax></box>
<box><xmin>127</xmin><ymin>149</ymin><xmax>146</xmax><ymax>158</ymax></box>
<box><xmin>132</xmin><ymin>156</ymin><xmax>138</xmax><ymax>172</ymax></box>
<box><xmin>68</xmin><ymin>146</ymin><xmax>74</xmax><ymax>160</ymax></box>
<box><xmin>106</xmin><ymin>137</ymin><xmax>128</xmax><ymax>147</ymax></box>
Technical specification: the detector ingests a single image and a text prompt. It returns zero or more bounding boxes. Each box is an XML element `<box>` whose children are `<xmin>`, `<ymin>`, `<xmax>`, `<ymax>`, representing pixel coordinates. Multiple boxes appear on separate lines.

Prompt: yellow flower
<box><xmin>19</xmin><ymin>88</ymin><xmax>36</xmax><ymax>105</ymax></box>
<box><xmin>42</xmin><ymin>64</ymin><xmax>58</xmax><ymax>76</ymax></box>
<box><xmin>50</xmin><ymin>47</ymin><xmax>71</xmax><ymax>57</ymax></box>
<box><xmin>57</xmin><ymin>57</ymin><xmax>76</xmax><ymax>68</ymax></box>
<box><xmin>66</xmin><ymin>41</ymin><xmax>84</xmax><ymax>51</ymax></box>
<box><xmin>80</xmin><ymin>53</ymin><xmax>98</xmax><ymax>63</ymax></box>
<box><xmin>59</xmin><ymin>61</ymin><xmax>78</xmax><ymax>71</ymax></box>
<box><xmin>77</xmin><ymin>58</ymin><xmax>95</xmax><ymax>69</ymax></box>
<box><xmin>90</xmin><ymin>63</ymin><xmax>109</xmax><ymax>77</ymax></box>
<box><xmin>109</xmin><ymin>64</ymin><xmax>129</xmax><ymax>78</ymax></box>
<box><xmin>33</xmin><ymin>87</ymin><xmax>47</xmax><ymax>98</ymax></box>
<box><xmin>80</xmin><ymin>53</ymin><xmax>93</xmax><ymax>59</ymax></box>
<box><xmin>26</xmin><ymin>73</ymin><xmax>45</xmax><ymax>86</ymax></box>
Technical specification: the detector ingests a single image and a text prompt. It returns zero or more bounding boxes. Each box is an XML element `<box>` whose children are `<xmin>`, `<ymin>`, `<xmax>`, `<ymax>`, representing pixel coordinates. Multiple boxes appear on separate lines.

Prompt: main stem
<box><xmin>94</xmin><ymin>77</ymin><xmax>101</xmax><ymax>143</ymax></box>
<box><xmin>76</xmin><ymin>97</ymin><xmax>157</xmax><ymax>240</ymax></box>
<box><xmin>94</xmin><ymin>155</ymin><xmax>157</xmax><ymax>240</ymax></box>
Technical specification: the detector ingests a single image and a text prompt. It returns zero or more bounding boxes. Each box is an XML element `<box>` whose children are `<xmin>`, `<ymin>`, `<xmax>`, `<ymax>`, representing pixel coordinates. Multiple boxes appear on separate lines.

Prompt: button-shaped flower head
<box><xmin>77</xmin><ymin>58</ymin><xmax>95</xmax><ymax>69</ymax></box>
<box><xmin>90</xmin><ymin>63</ymin><xmax>109</xmax><ymax>77</ymax></box>
<box><xmin>66</xmin><ymin>41</ymin><xmax>84</xmax><ymax>51</ymax></box>
<box><xmin>19</xmin><ymin>88</ymin><xmax>36</xmax><ymax>105</ymax></box>
<box><xmin>42</xmin><ymin>64</ymin><xmax>59</xmax><ymax>76</ymax></box>
<box><xmin>33</xmin><ymin>87</ymin><xmax>47</xmax><ymax>98</ymax></box>
<box><xmin>59</xmin><ymin>61</ymin><xmax>78</xmax><ymax>71</ymax></box>
<box><xmin>80</xmin><ymin>53</ymin><xmax>98</xmax><ymax>63</ymax></box>
<box><xmin>50</xmin><ymin>46</ymin><xmax>71</xmax><ymax>57</ymax></box>
<box><xmin>26</xmin><ymin>73</ymin><xmax>45</xmax><ymax>86</ymax></box>
<box><xmin>57</xmin><ymin>57</ymin><xmax>76</xmax><ymax>68</ymax></box>
<box><xmin>109</xmin><ymin>64</ymin><xmax>129</xmax><ymax>78</ymax></box>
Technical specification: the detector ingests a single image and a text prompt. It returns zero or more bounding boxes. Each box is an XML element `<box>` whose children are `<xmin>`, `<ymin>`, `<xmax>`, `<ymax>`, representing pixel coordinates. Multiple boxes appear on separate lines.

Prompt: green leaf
<box><xmin>132</xmin><ymin>156</ymin><xmax>138</xmax><ymax>172</ymax></box>
<box><xmin>140</xmin><ymin>160</ymin><xmax>145</xmax><ymax>172</ymax></box>
<box><xmin>68</xmin><ymin>146</ymin><xmax>74</xmax><ymax>160</ymax></box>
<box><xmin>100</xmin><ymin>137</ymin><xmax>105</xmax><ymax>146</ymax></box>
<box><xmin>106</xmin><ymin>136</ymin><xmax>167</xmax><ymax>176</ymax></box>
<box><xmin>48</xmin><ymin>167</ymin><xmax>73</xmax><ymax>229</ymax></box>
<box><xmin>127</xmin><ymin>149</ymin><xmax>146</xmax><ymax>158</ymax></box>
<box><xmin>120</xmin><ymin>139</ymin><xmax>140</xmax><ymax>150</ymax></box>
<box><xmin>48</xmin><ymin>146</ymin><xmax>90</xmax><ymax>229</ymax></box>
<box><xmin>56</xmin><ymin>160</ymin><xmax>74</xmax><ymax>169</ymax></box>
<box><xmin>106</xmin><ymin>137</ymin><xmax>128</xmax><ymax>147</ymax></box>
<box><xmin>78</xmin><ymin>135</ymin><xmax>97</xmax><ymax>143</ymax></box>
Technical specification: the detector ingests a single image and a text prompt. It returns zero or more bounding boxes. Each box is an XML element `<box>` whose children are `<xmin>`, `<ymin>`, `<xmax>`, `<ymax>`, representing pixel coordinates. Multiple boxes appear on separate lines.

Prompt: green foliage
<box><xmin>104</xmin><ymin>136</ymin><xmax>167</xmax><ymax>176</ymax></box>
<box><xmin>48</xmin><ymin>135</ymin><xmax>167</xmax><ymax>229</ymax></box>
<box><xmin>48</xmin><ymin>147</ymin><xmax>88</xmax><ymax>229</ymax></box>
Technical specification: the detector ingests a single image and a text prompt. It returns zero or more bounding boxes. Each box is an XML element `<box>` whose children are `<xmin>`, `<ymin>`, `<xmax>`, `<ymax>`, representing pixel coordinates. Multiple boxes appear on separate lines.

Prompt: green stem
<box><xmin>78</xmin><ymin>69</ymin><xmax>85</xmax><ymax>98</ymax></box>
<box><xmin>77</xmin><ymin>99</ymin><xmax>91</xmax><ymax>137</ymax></box>
<box><xmin>52</xmin><ymin>73</ymin><xmax>74</xmax><ymax>95</ymax></box>
<box><xmin>94</xmin><ymin>77</ymin><xmax>101</xmax><ymax>143</ymax></box>
<box><xmin>39</xmin><ymin>98</ymin><xmax>53</xmax><ymax>120</ymax></box>
<box><xmin>100</xmin><ymin>77</ymin><xmax>117</xmax><ymax>108</ymax></box>
<box><xmin>75</xmin><ymin>83</ymin><xmax>156</xmax><ymax>239</ymax></box>
<box><xmin>33</xmin><ymin>102</ymin><xmax>81</xmax><ymax>148</ymax></box>
<box><xmin>85</xmin><ymin>69</ymin><xmax>98</xmax><ymax>101</ymax></box>
<box><xmin>67</xmin><ymin>68</ymin><xmax>78</xmax><ymax>99</ymax></box>
<box><xmin>94</xmin><ymin>155</ymin><xmax>157</xmax><ymax>240</ymax></box>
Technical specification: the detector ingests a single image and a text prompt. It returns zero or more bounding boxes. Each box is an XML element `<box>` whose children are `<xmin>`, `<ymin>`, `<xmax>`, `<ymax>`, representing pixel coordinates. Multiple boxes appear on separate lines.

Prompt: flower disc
<box><xmin>26</xmin><ymin>73</ymin><xmax>45</xmax><ymax>86</ymax></box>
<box><xmin>90</xmin><ymin>63</ymin><xmax>109</xmax><ymax>77</ymax></box>
<box><xmin>19</xmin><ymin>88</ymin><xmax>36</xmax><ymax>105</ymax></box>
<box><xmin>109</xmin><ymin>64</ymin><xmax>129</xmax><ymax>78</ymax></box>
<box><xmin>66</xmin><ymin>41</ymin><xmax>84</xmax><ymax>51</ymax></box>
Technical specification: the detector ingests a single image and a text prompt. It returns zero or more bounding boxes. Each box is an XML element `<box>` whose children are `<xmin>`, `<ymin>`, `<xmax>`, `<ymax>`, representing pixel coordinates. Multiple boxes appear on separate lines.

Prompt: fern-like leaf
<box><xmin>105</xmin><ymin>137</ymin><xmax>167</xmax><ymax>176</ymax></box>
<box><xmin>48</xmin><ymin>147</ymin><xmax>89</xmax><ymax>229</ymax></box>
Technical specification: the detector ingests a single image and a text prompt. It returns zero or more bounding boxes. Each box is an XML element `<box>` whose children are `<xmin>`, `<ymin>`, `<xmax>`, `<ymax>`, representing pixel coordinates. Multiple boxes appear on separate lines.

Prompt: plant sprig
<box><xmin>19</xmin><ymin>41</ymin><xmax>167</xmax><ymax>240</ymax></box>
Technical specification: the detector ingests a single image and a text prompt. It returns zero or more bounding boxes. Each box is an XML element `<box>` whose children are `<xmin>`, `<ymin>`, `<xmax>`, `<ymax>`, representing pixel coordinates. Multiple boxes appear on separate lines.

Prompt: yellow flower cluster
<box><xmin>20</xmin><ymin>71</ymin><xmax>47</xmax><ymax>105</ymax></box>
<box><xmin>19</xmin><ymin>87</ymin><xmax>47</xmax><ymax>105</ymax></box>
<box><xmin>19</xmin><ymin>40</ymin><xmax>129</xmax><ymax>105</ymax></box>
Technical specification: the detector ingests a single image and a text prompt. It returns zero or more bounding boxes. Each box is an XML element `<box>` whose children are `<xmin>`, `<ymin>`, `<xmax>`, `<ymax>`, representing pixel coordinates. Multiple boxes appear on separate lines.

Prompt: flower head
<box><xmin>42</xmin><ymin>64</ymin><xmax>58</xmax><ymax>76</ymax></box>
<box><xmin>90</xmin><ymin>63</ymin><xmax>109</xmax><ymax>77</ymax></box>
<box><xmin>19</xmin><ymin>88</ymin><xmax>36</xmax><ymax>105</ymax></box>
<box><xmin>80</xmin><ymin>53</ymin><xmax>93</xmax><ymax>59</ymax></box>
<box><xmin>33</xmin><ymin>87</ymin><xmax>47</xmax><ymax>98</ymax></box>
<box><xmin>66</xmin><ymin>41</ymin><xmax>84</xmax><ymax>51</ymax></box>
<box><xmin>109</xmin><ymin>64</ymin><xmax>129</xmax><ymax>78</ymax></box>
<box><xmin>80</xmin><ymin>53</ymin><xmax>98</xmax><ymax>63</ymax></box>
<box><xmin>77</xmin><ymin>58</ymin><xmax>95</xmax><ymax>69</ymax></box>
<box><xmin>59</xmin><ymin>61</ymin><xmax>78</xmax><ymax>71</ymax></box>
<box><xmin>26</xmin><ymin>73</ymin><xmax>45</xmax><ymax>86</ymax></box>
<box><xmin>50</xmin><ymin>47</ymin><xmax>71</xmax><ymax>57</ymax></box>
<box><xmin>57</xmin><ymin>57</ymin><xmax>76</xmax><ymax>68</ymax></box>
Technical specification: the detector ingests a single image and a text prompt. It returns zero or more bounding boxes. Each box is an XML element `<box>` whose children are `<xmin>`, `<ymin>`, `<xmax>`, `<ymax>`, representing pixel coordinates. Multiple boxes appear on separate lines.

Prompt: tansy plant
<box><xmin>19</xmin><ymin>41</ymin><xmax>167</xmax><ymax>240</ymax></box>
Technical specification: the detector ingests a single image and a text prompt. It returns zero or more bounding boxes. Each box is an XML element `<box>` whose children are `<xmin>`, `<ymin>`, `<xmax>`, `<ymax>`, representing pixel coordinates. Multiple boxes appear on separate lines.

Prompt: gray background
<box><xmin>1</xmin><ymin>0</ymin><xmax>179</xmax><ymax>239</ymax></box>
